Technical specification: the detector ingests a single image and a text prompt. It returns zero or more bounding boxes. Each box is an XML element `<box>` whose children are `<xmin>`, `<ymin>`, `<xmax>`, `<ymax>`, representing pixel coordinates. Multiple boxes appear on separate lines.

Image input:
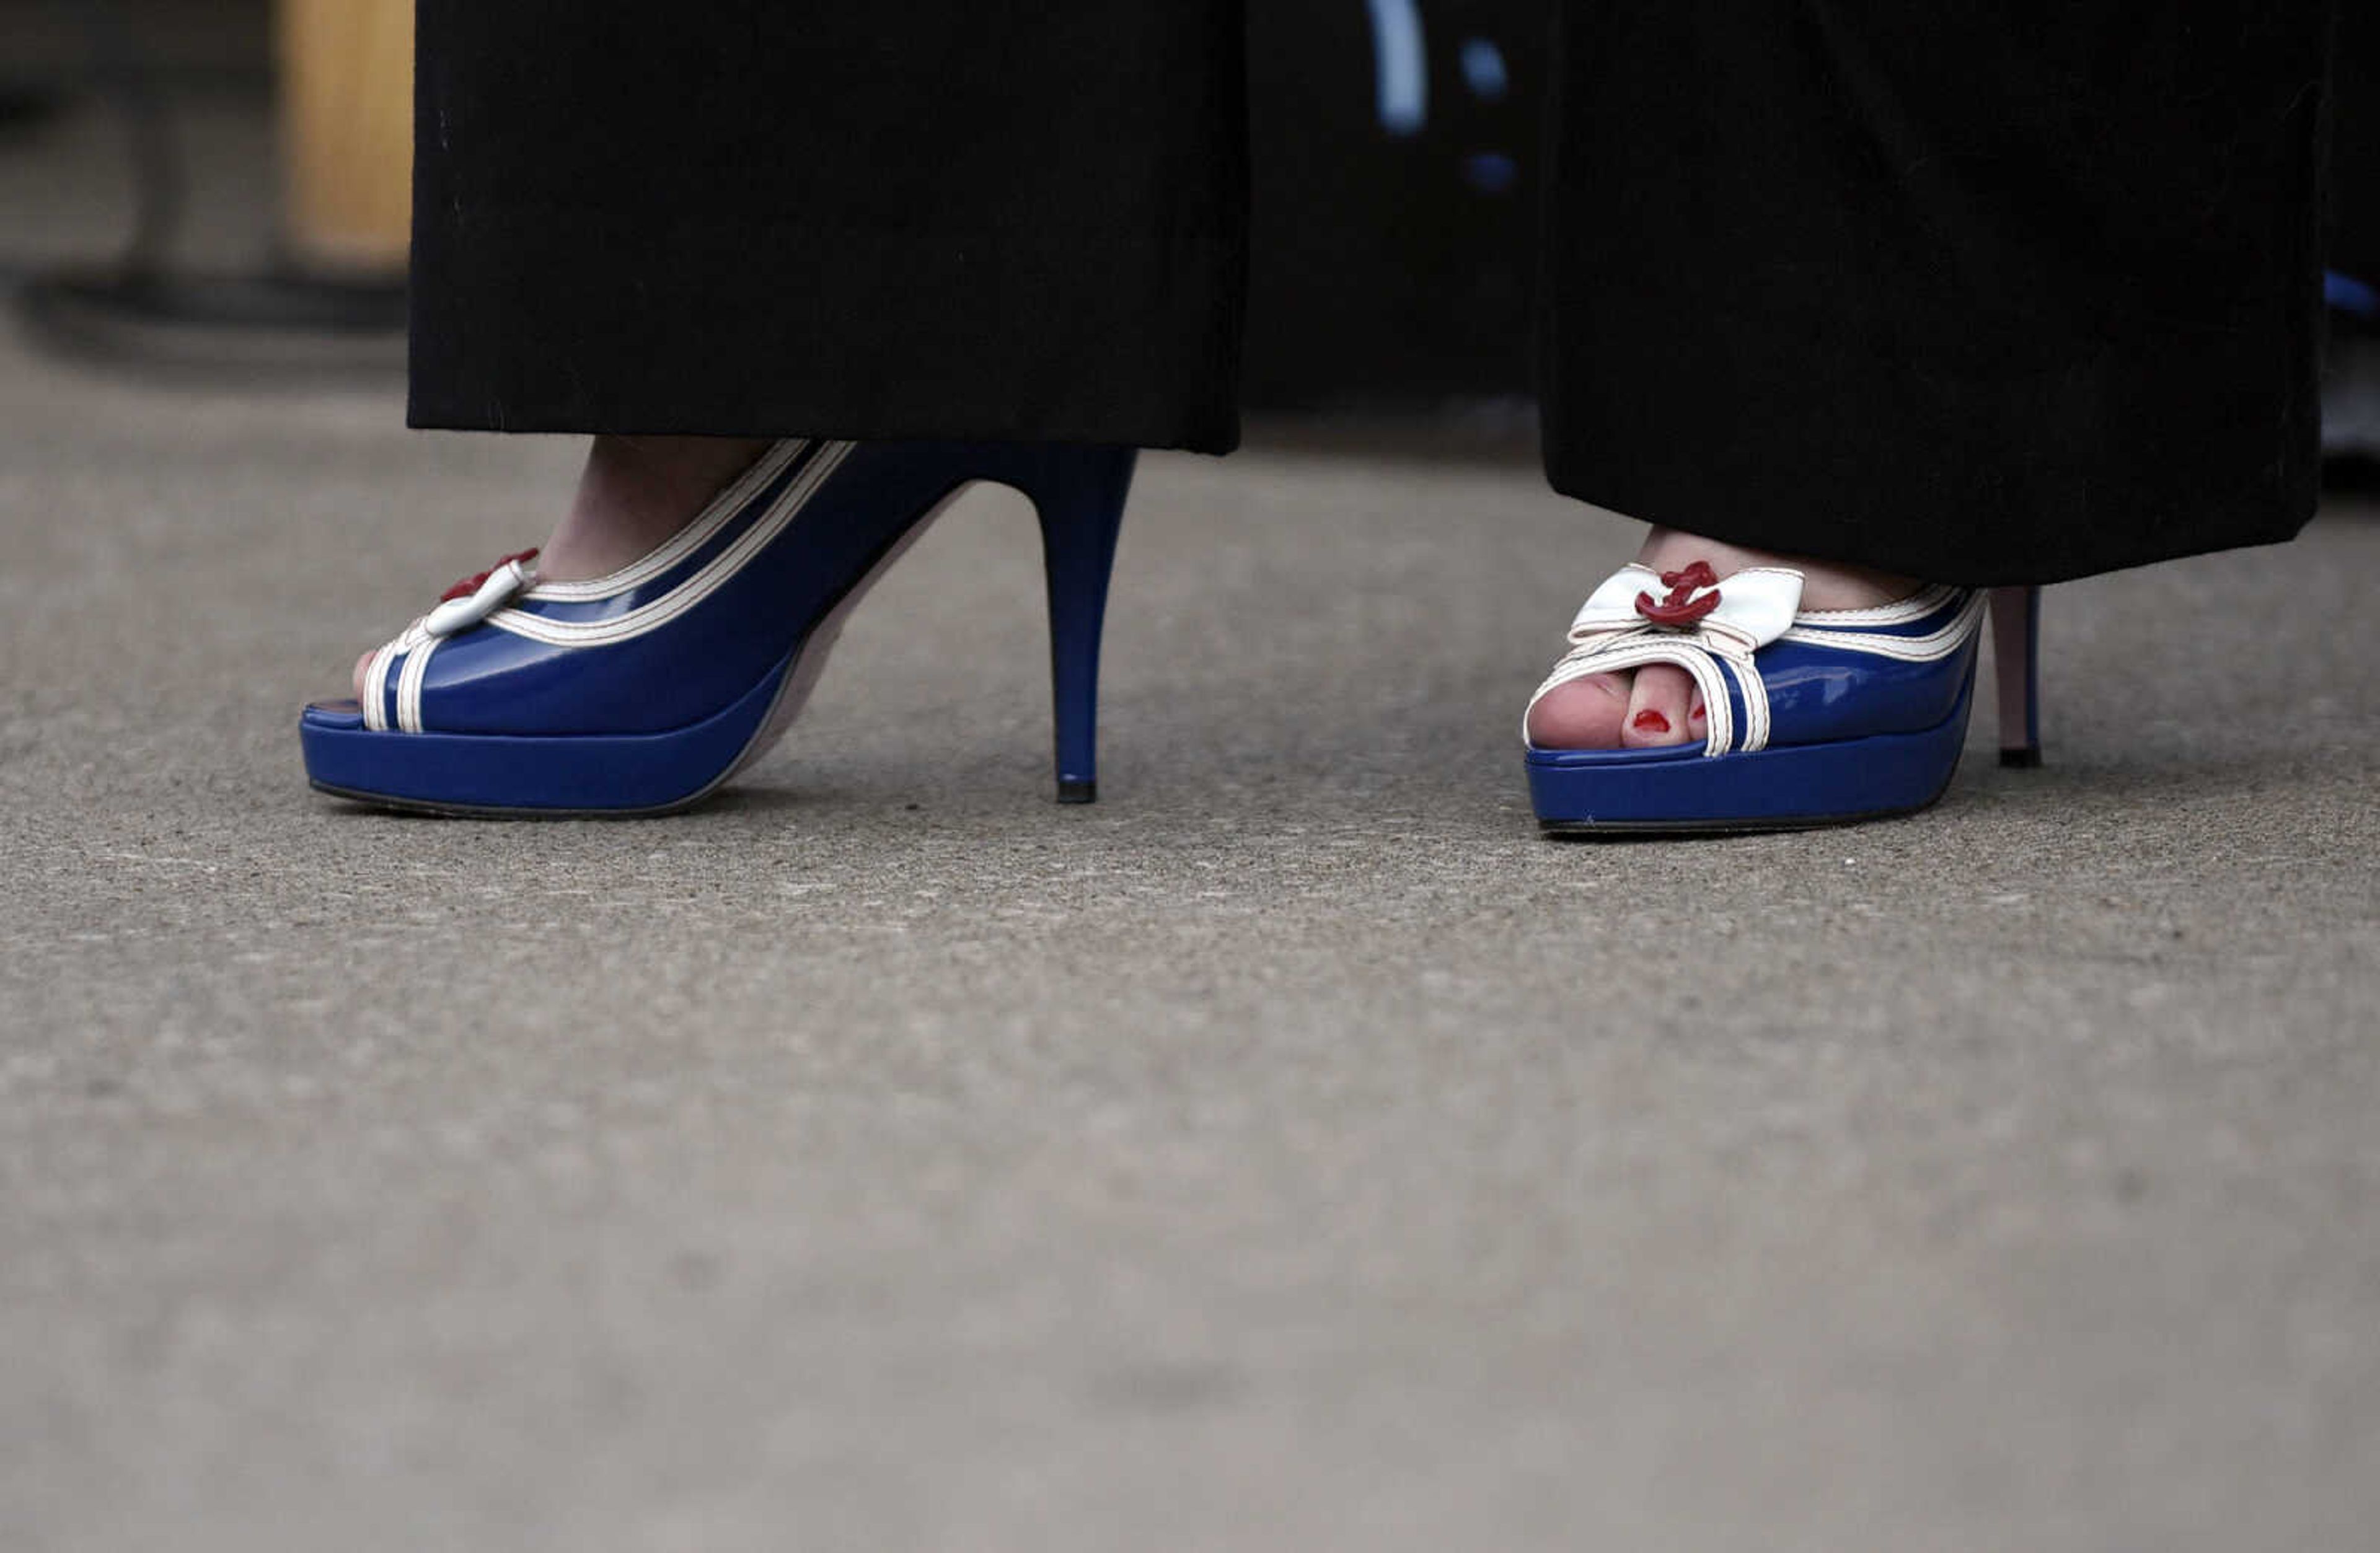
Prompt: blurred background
<box><xmin>6</xmin><ymin>11</ymin><xmax>2378</xmax><ymax>1552</ymax></box>
<box><xmin>4</xmin><ymin>0</ymin><xmax>2371</xmax><ymax>462</ymax></box>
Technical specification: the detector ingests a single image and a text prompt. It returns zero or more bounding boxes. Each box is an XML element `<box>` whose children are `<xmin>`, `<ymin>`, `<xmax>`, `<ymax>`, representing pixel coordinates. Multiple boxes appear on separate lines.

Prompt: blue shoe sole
<box><xmin>1527</xmin><ymin>673</ymin><xmax>1977</xmax><ymax>835</ymax></box>
<box><xmin>300</xmin><ymin>646</ymin><xmax>794</xmax><ymax>817</ymax></box>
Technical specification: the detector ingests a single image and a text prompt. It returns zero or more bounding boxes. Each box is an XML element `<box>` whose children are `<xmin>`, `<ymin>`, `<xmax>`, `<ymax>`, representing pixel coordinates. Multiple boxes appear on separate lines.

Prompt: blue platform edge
<box><xmin>1527</xmin><ymin>674</ymin><xmax>1977</xmax><ymax>830</ymax></box>
<box><xmin>301</xmin><ymin>646</ymin><xmax>790</xmax><ymax>814</ymax></box>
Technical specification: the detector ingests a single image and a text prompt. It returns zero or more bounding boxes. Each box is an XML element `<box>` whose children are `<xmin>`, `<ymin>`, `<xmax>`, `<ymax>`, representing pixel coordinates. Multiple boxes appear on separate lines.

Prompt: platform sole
<box><xmin>1526</xmin><ymin>676</ymin><xmax>1976</xmax><ymax>837</ymax></box>
<box><xmin>301</xmin><ymin>645</ymin><xmax>798</xmax><ymax>817</ymax></box>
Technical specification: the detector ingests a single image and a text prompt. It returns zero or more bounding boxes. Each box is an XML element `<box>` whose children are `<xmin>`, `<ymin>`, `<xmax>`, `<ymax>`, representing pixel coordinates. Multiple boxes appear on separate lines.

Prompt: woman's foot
<box><xmin>349</xmin><ymin>434</ymin><xmax>772</xmax><ymax>700</ymax></box>
<box><xmin>1524</xmin><ymin>528</ymin><xmax>1920</xmax><ymax>750</ymax></box>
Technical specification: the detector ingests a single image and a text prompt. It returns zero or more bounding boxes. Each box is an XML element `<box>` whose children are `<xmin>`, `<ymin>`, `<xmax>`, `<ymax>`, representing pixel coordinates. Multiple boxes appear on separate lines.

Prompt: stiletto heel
<box><xmin>300</xmin><ymin>439</ymin><xmax>1139</xmax><ymax>816</ymax></box>
<box><xmin>1990</xmin><ymin>585</ymin><xmax>2043</xmax><ymax>768</ymax></box>
<box><xmin>1021</xmin><ymin>446</ymin><xmax>1136</xmax><ymax>804</ymax></box>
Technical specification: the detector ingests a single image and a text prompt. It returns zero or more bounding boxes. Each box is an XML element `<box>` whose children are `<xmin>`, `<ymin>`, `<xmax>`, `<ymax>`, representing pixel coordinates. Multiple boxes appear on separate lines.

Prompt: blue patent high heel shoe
<box><xmin>300</xmin><ymin>439</ymin><xmax>1135</xmax><ymax>815</ymax></box>
<box><xmin>1522</xmin><ymin>560</ymin><xmax>2044</xmax><ymax>833</ymax></box>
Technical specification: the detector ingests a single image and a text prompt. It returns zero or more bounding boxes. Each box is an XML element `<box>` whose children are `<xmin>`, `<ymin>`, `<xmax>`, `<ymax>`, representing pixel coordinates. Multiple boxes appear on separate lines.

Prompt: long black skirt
<box><xmin>408</xmin><ymin>2</ymin><xmax>2336</xmax><ymax>586</ymax></box>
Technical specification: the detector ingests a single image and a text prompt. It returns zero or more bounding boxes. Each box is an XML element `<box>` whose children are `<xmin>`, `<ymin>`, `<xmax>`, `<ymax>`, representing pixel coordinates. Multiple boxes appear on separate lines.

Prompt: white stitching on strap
<box><xmin>364</xmin><ymin>618</ymin><xmax>432</xmax><ymax>733</ymax></box>
<box><xmin>485</xmin><ymin>441</ymin><xmax>855</xmax><ymax>648</ymax></box>
<box><xmin>1724</xmin><ymin>654</ymin><xmax>1770</xmax><ymax>753</ymax></box>
<box><xmin>360</xmin><ymin>624</ymin><xmax>421</xmax><ymax>733</ymax></box>
<box><xmin>361</xmin><ymin>641</ymin><xmax>395</xmax><ymax>732</ymax></box>
<box><xmin>524</xmin><ymin>439</ymin><xmax>810</xmax><ymax>602</ymax></box>
<box><xmin>1791</xmin><ymin>584</ymin><xmax>1959</xmax><ymax>625</ymax></box>
<box><xmin>397</xmin><ymin>635</ymin><xmax>436</xmax><ymax>734</ymax></box>
<box><xmin>1781</xmin><ymin>590</ymin><xmax>1985</xmax><ymax>660</ymax></box>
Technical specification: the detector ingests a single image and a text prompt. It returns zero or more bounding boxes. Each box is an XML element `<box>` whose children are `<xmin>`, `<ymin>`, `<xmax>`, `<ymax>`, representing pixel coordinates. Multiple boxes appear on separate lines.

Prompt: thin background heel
<box><xmin>1990</xmin><ymin>585</ymin><xmax>2043</xmax><ymax>768</ymax></box>
<box><xmin>1027</xmin><ymin>447</ymin><xmax>1136</xmax><ymax>804</ymax></box>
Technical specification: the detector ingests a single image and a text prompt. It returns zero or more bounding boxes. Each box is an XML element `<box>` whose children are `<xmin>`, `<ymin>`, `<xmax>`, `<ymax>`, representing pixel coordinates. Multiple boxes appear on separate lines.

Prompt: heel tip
<box><xmin>1056</xmin><ymin>779</ymin><xmax>1097</xmax><ymax>804</ymax></box>
<box><xmin>1999</xmin><ymin>747</ymin><xmax>2043</xmax><ymax>770</ymax></box>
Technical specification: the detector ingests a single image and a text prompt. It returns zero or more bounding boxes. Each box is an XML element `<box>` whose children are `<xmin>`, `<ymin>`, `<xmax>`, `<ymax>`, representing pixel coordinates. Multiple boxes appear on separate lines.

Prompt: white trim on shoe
<box><xmin>1527</xmin><ymin>564</ymin><xmax>1806</xmax><ymax>755</ymax></box>
<box><xmin>523</xmin><ymin>439</ymin><xmax>811</xmax><ymax>603</ymax></box>
<box><xmin>360</xmin><ymin>622</ymin><xmax>429</xmax><ymax>734</ymax></box>
<box><xmin>353</xmin><ymin>439</ymin><xmax>842</xmax><ymax>737</ymax></box>
<box><xmin>396</xmin><ymin>635</ymin><xmax>437</xmax><ymax>734</ymax></box>
<box><xmin>1780</xmin><ymin>590</ymin><xmax>1987</xmax><ymax>660</ymax></box>
<box><xmin>1524</xmin><ymin>563</ymin><xmax>1986</xmax><ymax>757</ymax></box>
<box><xmin>360</xmin><ymin>639</ymin><xmax>396</xmax><ymax>733</ymax></box>
<box><xmin>485</xmin><ymin>441</ymin><xmax>855</xmax><ymax>649</ymax></box>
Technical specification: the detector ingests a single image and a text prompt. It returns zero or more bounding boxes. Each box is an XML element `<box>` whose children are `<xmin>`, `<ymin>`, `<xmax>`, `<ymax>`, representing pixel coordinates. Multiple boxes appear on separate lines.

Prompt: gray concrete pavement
<box><xmin>4</xmin><ymin>112</ymin><xmax>2379</xmax><ymax>1553</ymax></box>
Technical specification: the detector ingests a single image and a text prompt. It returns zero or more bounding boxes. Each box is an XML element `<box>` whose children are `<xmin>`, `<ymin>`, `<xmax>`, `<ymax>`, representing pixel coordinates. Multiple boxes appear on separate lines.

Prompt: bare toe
<box><xmin>1621</xmin><ymin>663</ymin><xmax>1696</xmax><ymax>748</ymax></box>
<box><xmin>351</xmin><ymin>650</ymin><xmax>374</xmax><ymax>705</ymax></box>
<box><xmin>1527</xmin><ymin>671</ymin><xmax>1632</xmax><ymax>749</ymax></box>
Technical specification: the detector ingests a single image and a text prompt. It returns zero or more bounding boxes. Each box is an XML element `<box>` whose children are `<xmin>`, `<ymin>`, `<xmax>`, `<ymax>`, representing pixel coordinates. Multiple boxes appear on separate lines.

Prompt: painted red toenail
<box><xmin>1633</xmin><ymin>710</ymin><xmax>1671</xmax><ymax>734</ymax></box>
<box><xmin>1690</xmin><ymin>705</ymin><xmax>1707</xmax><ymax>721</ymax></box>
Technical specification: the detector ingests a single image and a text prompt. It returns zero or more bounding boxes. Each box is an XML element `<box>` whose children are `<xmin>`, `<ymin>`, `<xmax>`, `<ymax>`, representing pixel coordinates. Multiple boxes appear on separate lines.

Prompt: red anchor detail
<box><xmin>1634</xmin><ymin>560</ymin><xmax>1721</xmax><ymax>627</ymax></box>
<box><xmin>441</xmin><ymin>548</ymin><xmax>540</xmax><ymax>602</ymax></box>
